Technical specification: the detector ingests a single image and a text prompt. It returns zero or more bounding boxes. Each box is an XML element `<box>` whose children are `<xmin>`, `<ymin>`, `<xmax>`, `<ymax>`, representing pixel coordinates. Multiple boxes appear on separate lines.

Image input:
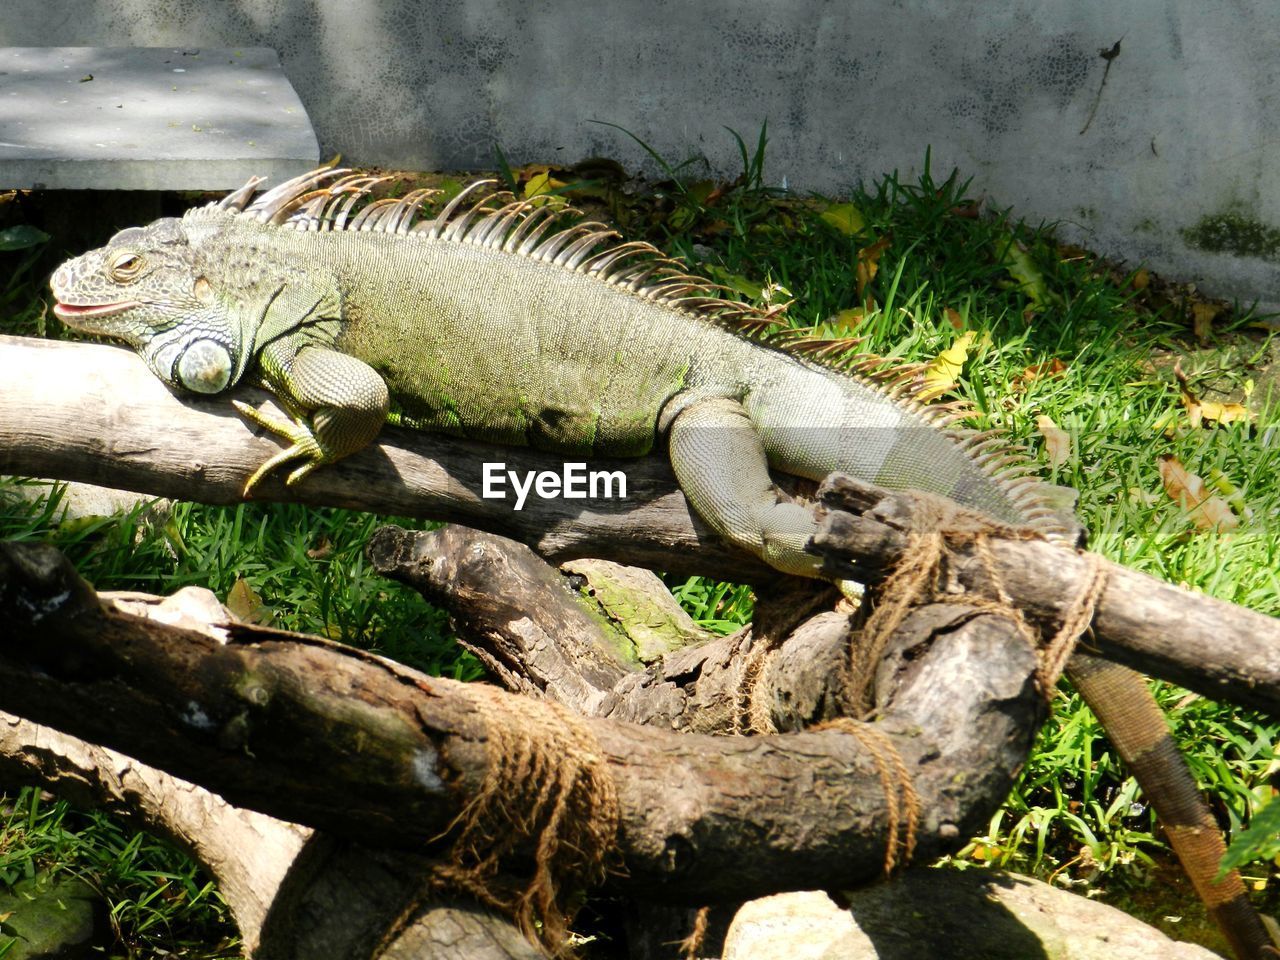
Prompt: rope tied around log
<box><xmin>378</xmin><ymin>682</ymin><xmax>619</xmax><ymax>957</ymax></box>
<box><xmin>734</xmin><ymin>491</ymin><xmax>1109</xmax><ymax>878</ymax></box>
<box><xmin>846</xmin><ymin>491</ymin><xmax>1109</xmax><ymax>714</ymax></box>
<box><xmin>817</xmin><ymin>715</ymin><xmax>921</xmax><ymax>875</ymax></box>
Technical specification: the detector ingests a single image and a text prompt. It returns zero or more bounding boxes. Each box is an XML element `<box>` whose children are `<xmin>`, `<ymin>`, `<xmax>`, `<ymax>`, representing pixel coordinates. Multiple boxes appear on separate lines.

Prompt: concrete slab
<box><xmin>0</xmin><ymin>47</ymin><xmax>319</xmax><ymax>190</ymax></box>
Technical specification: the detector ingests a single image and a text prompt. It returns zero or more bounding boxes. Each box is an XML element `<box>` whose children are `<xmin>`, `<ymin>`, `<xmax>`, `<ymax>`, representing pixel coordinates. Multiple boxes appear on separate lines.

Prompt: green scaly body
<box><xmin>48</xmin><ymin>167</ymin><xmax>1273</xmax><ymax>958</ymax></box>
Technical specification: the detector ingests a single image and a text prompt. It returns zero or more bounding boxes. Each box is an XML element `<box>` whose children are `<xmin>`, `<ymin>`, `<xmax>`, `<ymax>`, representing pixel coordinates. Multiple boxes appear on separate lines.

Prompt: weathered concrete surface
<box><xmin>0</xmin><ymin>47</ymin><xmax>318</xmax><ymax>188</ymax></box>
<box><xmin>0</xmin><ymin>2</ymin><xmax>1278</xmax><ymax>305</ymax></box>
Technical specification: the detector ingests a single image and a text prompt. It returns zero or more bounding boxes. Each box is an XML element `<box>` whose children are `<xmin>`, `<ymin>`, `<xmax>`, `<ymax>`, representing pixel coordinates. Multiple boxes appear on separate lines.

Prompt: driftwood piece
<box><xmin>3</xmin><ymin>335</ymin><xmax>1279</xmax><ymax>715</ymax></box>
<box><xmin>0</xmin><ymin>714</ymin><xmax>543</xmax><ymax>960</ymax></box>
<box><xmin>0</xmin><ymin>539</ymin><xmax>1043</xmax><ymax>904</ymax></box>
<box><xmin>368</xmin><ymin>525</ymin><xmax>849</xmax><ymax>735</ymax></box>
<box><xmin>0</xmin><ymin>334</ymin><xmax>770</xmax><ymax>582</ymax></box>
<box><xmin>364</xmin><ymin>524</ymin><xmax>637</xmax><ymax>709</ymax></box>
<box><xmin>813</xmin><ymin>476</ymin><xmax>1280</xmax><ymax>717</ymax></box>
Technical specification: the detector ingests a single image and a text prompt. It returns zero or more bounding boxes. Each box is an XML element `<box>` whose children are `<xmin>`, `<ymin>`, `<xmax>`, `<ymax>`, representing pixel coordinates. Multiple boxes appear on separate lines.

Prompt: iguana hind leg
<box><xmin>667</xmin><ymin>396</ymin><xmax>822</xmax><ymax>578</ymax></box>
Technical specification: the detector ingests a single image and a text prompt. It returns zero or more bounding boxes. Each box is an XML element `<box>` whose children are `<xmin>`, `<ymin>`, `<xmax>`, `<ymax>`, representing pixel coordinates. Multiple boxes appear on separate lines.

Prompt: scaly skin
<box><xmin>48</xmin><ymin>168</ymin><xmax>1274</xmax><ymax>957</ymax></box>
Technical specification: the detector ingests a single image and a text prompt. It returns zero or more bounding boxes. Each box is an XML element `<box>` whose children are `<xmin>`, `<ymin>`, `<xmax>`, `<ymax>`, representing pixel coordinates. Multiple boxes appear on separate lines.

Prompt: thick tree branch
<box><xmin>0</xmin><ymin>334</ymin><xmax>770</xmax><ymax>581</ymax></box>
<box><xmin>0</xmin><ymin>540</ymin><xmax>1042</xmax><ymax>903</ymax></box>
<box><xmin>813</xmin><ymin>476</ymin><xmax>1280</xmax><ymax>717</ymax></box>
<box><xmin>3</xmin><ymin>334</ymin><xmax>1278</xmax><ymax>714</ymax></box>
<box><xmin>367</xmin><ymin>525</ymin><xmax>846</xmax><ymax>735</ymax></box>
<box><xmin>0</xmin><ymin>715</ymin><xmax>541</xmax><ymax>960</ymax></box>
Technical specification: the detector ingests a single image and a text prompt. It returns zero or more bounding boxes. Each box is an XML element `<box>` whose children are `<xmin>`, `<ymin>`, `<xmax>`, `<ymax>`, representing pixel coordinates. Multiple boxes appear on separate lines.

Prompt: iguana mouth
<box><xmin>52</xmin><ymin>300</ymin><xmax>140</xmax><ymax>320</ymax></box>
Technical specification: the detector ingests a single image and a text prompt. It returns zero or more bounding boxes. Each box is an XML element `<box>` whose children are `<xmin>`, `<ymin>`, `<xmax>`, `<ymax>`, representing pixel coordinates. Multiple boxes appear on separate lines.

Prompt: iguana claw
<box><xmin>233</xmin><ymin>399</ymin><xmax>325</xmax><ymax>495</ymax></box>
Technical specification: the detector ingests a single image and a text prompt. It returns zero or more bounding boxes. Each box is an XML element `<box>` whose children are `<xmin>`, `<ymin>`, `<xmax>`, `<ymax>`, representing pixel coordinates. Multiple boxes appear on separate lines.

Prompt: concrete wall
<box><xmin>3</xmin><ymin>1</ymin><xmax>1278</xmax><ymax>306</ymax></box>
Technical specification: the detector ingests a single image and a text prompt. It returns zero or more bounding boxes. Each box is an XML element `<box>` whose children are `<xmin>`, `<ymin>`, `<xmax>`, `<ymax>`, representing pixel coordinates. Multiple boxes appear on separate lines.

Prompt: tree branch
<box><xmin>4</xmin><ymin>335</ymin><xmax>1277</xmax><ymax>714</ymax></box>
<box><xmin>0</xmin><ymin>539</ymin><xmax>1042</xmax><ymax>904</ymax></box>
<box><xmin>0</xmin><ymin>335</ymin><xmax>769</xmax><ymax>581</ymax></box>
<box><xmin>813</xmin><ymin>476</ymin><xmax>1280</xmax><ymax>716</ymax></box>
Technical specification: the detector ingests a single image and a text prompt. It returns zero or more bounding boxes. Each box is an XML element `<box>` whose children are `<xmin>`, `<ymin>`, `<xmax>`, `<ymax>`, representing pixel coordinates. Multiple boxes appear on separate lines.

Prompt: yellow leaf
<box><xmin>855</xmin><ymin>234</ymin><xmax>893</xmax><ymax>299</ymax></box>
<box><xmin>919</xmin><ymin>331</ymin><xmax>976</xmax><ymax>400</ymax></box>
<box><xmin>1174</xmin><ymin>360</ymin><xmax>1253</xmax><ymax>428</ymax></box>
<box><xmin>830</xmin><ymin>307</ymin><xmax>866</xmax><ymax>332</ymax></box>
<box><xmin>1157</xmin><ymin>455</ymin><xmax>1239</xmax><ymax>532</ymax></box>
<box><xmin>523</xmin><ymin>171</ymin><xmax>567</xmax><ymax>207</ymax></box>
<box><xmin>1196</xmin><ymin>400</ymin><xmax>1251</xmax><ymax>425</ymax></box>
<box><xmin>1190</xmin><ymin>301</ymin><xmax>1222</xmax><ymax>341</ymax></box>
<box><xmin>969</xmin><ymin>842</ymin><xmax>1000</xmax><ymax>862</ymax></box>
<box><xmin>226</xmin><ymin>578</ymin><xmax>272</xmax><ymax>625</ymax></box>
<box><xmin>1131</xmin><ymin>267</ymin><xmax>1150</xmax><ymax>291</ymax></box>
<box><xmin>1036</xmin><ymin>415</ymin><xmax>1071</xmax><ymax>468</ymax></box>
<box><xmin>819</xmin><ymin>202</ymin><xmax>866</xmax><ymax>236</ymax></box>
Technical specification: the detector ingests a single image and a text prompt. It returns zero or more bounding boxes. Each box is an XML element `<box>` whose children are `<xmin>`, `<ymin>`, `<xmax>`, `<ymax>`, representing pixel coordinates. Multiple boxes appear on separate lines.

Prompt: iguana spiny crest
<box><xmin>51</xmin><ymin>163</ymin><xmax>1068</xmax><ymax>539</ymax></box>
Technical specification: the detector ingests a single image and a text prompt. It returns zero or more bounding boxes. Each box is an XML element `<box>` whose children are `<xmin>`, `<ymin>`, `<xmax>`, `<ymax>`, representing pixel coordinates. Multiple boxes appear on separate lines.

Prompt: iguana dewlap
<box><xmin>48</xmin><ymin>167</ymin><xmax>1274</xmax><ymax>959</ymax></box>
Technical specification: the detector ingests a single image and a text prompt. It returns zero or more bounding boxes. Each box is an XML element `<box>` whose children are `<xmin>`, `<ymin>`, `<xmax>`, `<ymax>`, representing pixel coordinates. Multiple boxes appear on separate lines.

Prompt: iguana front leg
<box><xmin>667</xmin><ymin>396</ymin><xmax>823</xmax><ymax>577</ymax></box>
<box><xmin>236</xmin><ymin>338</ymin><xmax>389</xmax><ymax>494</ymax></box>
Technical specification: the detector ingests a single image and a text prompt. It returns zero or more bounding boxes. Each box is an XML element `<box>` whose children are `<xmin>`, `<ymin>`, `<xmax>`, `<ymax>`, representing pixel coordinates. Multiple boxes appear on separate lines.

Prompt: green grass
<box><xmin>4</xmin><ymin>139</ymin><xmax>1280</xmax><ymax>954</ymax></box>
<box><xmin>0</xmin><ymin>787</ymin><xmax>237</xmax><ymax>958</ymax></box>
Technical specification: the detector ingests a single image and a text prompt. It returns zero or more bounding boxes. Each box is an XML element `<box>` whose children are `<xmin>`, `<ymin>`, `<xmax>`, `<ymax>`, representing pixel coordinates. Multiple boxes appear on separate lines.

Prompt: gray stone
<box><xmin>723</xmin><ymin>872</ymin><xmax>1221</xmax><ymax>960</ymax></box>
<box><xmin>0</xmin><ymin>46</ymin><xmax>318</xmax><ymax>189</ymax></box>
<box><xmin>0</xmin><ymin>873</ymin><xmax>101</xmax><ymax>959</ymax></box>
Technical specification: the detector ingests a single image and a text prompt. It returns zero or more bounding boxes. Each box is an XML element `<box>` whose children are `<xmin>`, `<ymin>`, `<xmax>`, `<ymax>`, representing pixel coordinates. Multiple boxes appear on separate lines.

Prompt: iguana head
<box><xmin>50</xmin><ymin>216</ymin><xmax>251</xmax><ymax>395</ymax></box>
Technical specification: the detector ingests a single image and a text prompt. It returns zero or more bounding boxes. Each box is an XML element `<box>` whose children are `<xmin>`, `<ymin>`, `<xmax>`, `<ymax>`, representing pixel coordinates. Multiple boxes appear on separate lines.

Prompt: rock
<box><xmin>723</xmin><ymin>870</ymin><xmax>1221</xmax><ymax>960</ymax></box>
<box><xmin>0</xmin><ymin>872</ymin><xmax>103</xmax><ymax>959</ymax></box>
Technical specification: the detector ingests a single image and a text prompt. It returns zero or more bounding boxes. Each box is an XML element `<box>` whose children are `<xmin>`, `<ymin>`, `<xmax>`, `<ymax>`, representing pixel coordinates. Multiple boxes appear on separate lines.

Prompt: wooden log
<box><xmin>813</xmin><ymin>476</ymin><xmax>1280</xmax><ymax>717</ymax></box>
<box><xmin>0</xmin><ymin>540</ymin><xmax>1043</xmax><ymax>903</ymax></box>
<box><xmin>0</xmin><ymin>334</ymin><xmax>770</xmax><ymax>581</ymax></box>
<box><xmin>3</xmin><ymin>335</ymin><xmax>1278</xmax><ymax>713</ymax></box>
<box><xmin>0</xmin><ymin>715</ymin><xmax>540</xmax><ymax>960</ymax></box>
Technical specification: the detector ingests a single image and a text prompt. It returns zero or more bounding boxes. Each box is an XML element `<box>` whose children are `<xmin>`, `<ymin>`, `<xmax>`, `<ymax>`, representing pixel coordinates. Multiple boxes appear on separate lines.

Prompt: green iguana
<box><xmin>49</xmin><ymin>166</ymin><xmax>1273</xmax><ymax>958</ymax></box>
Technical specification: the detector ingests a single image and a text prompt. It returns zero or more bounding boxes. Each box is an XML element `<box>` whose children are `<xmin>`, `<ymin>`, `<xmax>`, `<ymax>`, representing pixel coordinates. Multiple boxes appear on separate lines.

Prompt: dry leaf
<box><xmin>1196</xmin><ymin>400</ymin><xmax>1251</xmax><ymax>425</ymax></box>
<box><xmin>919</xmin><ymin>330</ymin><xmax>976</xmax><ymax>400</ymax></box>
<box><xmin>1015</xmin><ymin>358</ymin><xmax>1068</xmax><ymax>389</ymax></box>
<box><xmin>225</xmin><ymin>578</ymin><xmax>272</xmax><ymax>624</ymax></box>
<box><xmin>1157</xmin><ymin>455</ymin><xmax>1239</xmax><ymax>532</ymax></box>
<box><xmin>819</xmin><ymin>202</ymin><xmax>866</xmax><ymax>236</ymax></box>
<box><xmin>1190</xmin><ymin>301</ymin><xmax>1222</xmax><ymax>341</ymax></box>
<box><xmin>1174</xmin><ymin>358</ymin><xmax>1254</xmax><ymax>428</ymax></box>
<box><xmin>1036</xmin><ymin>415</ymin><xmax>1071</xmax><ymax>468</ymax></box>
<box><xmin>1131</xmin><ymin>267</ymin><xmax>1150</xmax><ymax>291</ymax></box>
<box><xmin>855</xmin><ymin>234</ymin><xmax>893</xmax><ymax>299</ymax></box>
<box><xmin>949</xmin><ymin>200</ymin><xmax>982</xmax><ymax>219</ymax></box>
<box><xmin>944</xmin><ymin>307</ymin><xmax>964</xmax><ymax>330</ymax></box>
<box><xmin>306</xmin><ymin>536</ymin><xmax>333</xmax><ymax>560</ymax></box>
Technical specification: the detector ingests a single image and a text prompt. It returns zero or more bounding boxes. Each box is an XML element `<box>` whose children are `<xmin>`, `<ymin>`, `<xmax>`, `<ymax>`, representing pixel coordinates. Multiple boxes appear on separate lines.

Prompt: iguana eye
<box><xmin>110</xmin><ymin>252</ymin><xmax>144</xmax><ymax>280</ymax></box>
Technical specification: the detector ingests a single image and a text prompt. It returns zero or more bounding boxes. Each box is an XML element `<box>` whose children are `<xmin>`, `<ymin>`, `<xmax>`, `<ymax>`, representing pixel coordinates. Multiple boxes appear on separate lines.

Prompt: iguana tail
<box><xmin>1068</xmin><ymin>654</ymin><xmax>1278</xmax><ymax>960</ymax></box>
